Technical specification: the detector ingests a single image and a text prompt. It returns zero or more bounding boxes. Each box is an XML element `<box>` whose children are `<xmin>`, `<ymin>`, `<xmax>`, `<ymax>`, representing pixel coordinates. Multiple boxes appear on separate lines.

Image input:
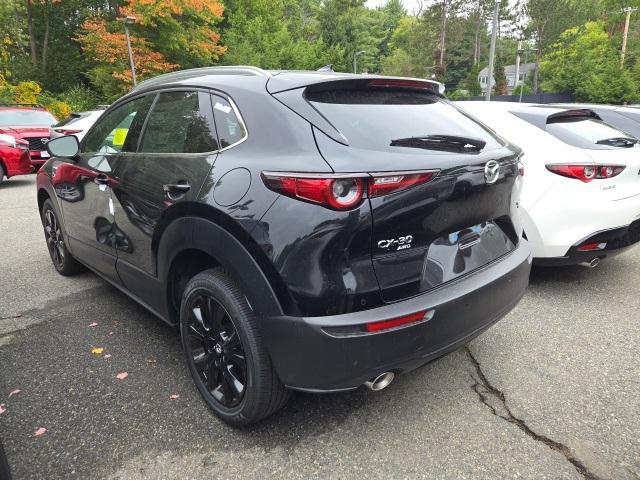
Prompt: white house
<box><xmin>478</xmin><ymin>62</ymin><xmax>536</xmax><ymax>95</ymax></box>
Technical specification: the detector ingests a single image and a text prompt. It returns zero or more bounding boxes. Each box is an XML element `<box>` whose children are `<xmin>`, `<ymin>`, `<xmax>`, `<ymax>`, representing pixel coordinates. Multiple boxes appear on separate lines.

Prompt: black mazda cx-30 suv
<box><xmin>37</xmin><ymin>67</ymin><xmax>531</xmax><ymax>425</ymax></box>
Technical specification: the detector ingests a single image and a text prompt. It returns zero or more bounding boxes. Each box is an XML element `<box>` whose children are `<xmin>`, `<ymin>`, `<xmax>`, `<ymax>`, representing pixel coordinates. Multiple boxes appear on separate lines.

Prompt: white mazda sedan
<box><xmin>458</xmin><ymin>101</ymin><xmax>640</xmax><ymax>267</ymax></box>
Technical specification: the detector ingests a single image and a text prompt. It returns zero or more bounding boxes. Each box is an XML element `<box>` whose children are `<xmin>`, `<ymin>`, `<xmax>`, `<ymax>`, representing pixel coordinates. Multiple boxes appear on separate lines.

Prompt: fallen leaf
<box><xmin>169</xmin><ymin>394</ymin><xmax>180</xmax><ymax>400</ymax></box>
<box><xmin>145</xmin><ymin>357</ymin><xmax>157</xmax><ymax>365</ymax></box>
<box><xmin>0</xmin><ymin>404</ymin><xmax>6</xmax><ymax>414</ymax></box>
<box><xmin>116</xmin><ymin>372</ymin><xmax>128</xmax><ymax>380</ymax></box>
<box><xmin>108</xmin><ymin>331</ymin><xmax>114</xmax><ymax>336</ymax></box>
<box><xmin>91</xmin><ymin>347</ymin><xmax>104</xmax><ymax>355</ymax></box>
<box><xmin>104</xmin><ymin>354</ymin><xmax>112</xmax><ymax>359</ymax></box>
<box><xmin>8</xmin><ymin>389</ymin><xmax>21</xmax><ymax>398</ymax></box>
<box><xmin>34</xmin><ymin>427</ymin><xmax>47</xmax><ymax>437</ymax></box>
<box><xmin>88</xmin><ymin>322</ymin><xmax>98</xmax><ymax>327</ymax></box>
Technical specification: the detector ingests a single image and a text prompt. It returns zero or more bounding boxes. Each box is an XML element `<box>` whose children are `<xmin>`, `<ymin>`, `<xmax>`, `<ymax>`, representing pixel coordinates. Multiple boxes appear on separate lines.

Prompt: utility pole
<box><xmin>123</xmin><ymin>16</ymin><xmax>137</xmax><ymax>86</ymax></box>
<box><xmin>514</xmin><ymin>41</ymin><xmax>522</xmax><ymax>97</ymax></box>
<box><xmin>485</xmin><ymin>0</ymin><xmax>499</xmax><ymax>101</ymax></box>
<box><xmin>439</xmin><ymin>0</ymin><xmax>448</xmax><ymax>68</ymax></box>
<box><xmin>621</xmin><ymin>7</ymin><xmax>638</xmax><ymax>69</ymax></box>
<box><xmin>353</xmin><ymin>51</ymin><xmax>365</xmax><ymax>74</ymax></box>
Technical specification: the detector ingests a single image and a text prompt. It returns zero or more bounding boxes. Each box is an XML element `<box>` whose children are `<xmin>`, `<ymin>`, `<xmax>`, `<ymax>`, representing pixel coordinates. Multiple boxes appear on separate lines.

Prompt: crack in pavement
<box><xmin>464</xmin><ymin>346</ymin><xmax>605</xmax><ymax>480</ymax></box>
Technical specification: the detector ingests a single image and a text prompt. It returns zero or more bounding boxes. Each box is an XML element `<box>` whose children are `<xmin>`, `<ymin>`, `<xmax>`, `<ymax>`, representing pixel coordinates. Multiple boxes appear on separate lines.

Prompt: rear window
<box><xmin>53</xmin><ymin>112</ymin><xmax>89</xmax><ymax>128</ymax></box>
<box><xmin>306</xmin><ymin>88</ymin><xmax>503</xmax><ymax>152</ymax></box>
<box><xmin>0</xmin><ymin>109</ymin><xmax>57</xmax><ymax>126</ymax></box>
<box><xmin>545</xmin><ymin>117</ymin><xmax>638</xmax><ymax>149</ymax></box>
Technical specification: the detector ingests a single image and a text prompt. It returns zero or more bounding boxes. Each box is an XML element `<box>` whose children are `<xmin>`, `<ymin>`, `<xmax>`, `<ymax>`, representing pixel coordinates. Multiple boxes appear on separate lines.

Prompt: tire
<box><xmin>41</xmin><ymin>199</ymin><xmax>85</xmax><ymax>276</ymax></box>
<box><xmin>180</xmin><ymin>268</ymin><xmax>290</xmax><ymax>426</ymax></box>
<box><xmin>0</xmin><ymin>163</ymin><xmax>5</xmax><ymax>185</ymax></box>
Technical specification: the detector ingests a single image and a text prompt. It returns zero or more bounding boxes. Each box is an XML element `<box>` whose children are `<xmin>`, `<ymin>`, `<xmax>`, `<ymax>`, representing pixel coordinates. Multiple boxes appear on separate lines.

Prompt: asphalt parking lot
<box><xmin>1</xmin><ymin>175</ymin><xmax>638</xmax><ymax>480</ymax></box>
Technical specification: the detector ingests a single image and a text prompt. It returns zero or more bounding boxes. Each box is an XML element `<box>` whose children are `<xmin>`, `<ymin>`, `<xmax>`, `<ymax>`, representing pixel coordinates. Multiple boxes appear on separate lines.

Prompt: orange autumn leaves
<box><xmin>77</xmin><ymin>0</ymin><xmax>226</xmax><ymax>91</ymax></box>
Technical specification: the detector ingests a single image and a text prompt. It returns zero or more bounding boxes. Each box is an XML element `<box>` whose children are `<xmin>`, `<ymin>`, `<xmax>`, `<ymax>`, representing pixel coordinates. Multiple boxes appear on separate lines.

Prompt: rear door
<box><xmin>111</xmin><ymin>89</ymin><xmax>219</xmax><ymax>301</ymax></box>
<box><xmin>277</xmin><ymin>80</ymin><xmax>521</xmax><ymax>302</ymax></box>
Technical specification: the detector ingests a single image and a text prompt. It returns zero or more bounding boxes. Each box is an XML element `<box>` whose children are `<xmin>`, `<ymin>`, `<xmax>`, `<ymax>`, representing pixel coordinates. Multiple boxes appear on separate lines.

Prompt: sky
<box><xmin>365</xmin><ymin>0</ymin><xmax>520</xmax><ymax>15</ymax></box>
<box><xmin>365</xmin><ymin>0</ymin><xmax>423</xmax><ymax>15</ymax></box>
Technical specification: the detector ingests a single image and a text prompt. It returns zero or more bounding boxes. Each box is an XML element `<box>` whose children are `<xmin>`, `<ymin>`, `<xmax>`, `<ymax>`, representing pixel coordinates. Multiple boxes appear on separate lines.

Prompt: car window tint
<box><xmin>306</xmin><ymin>88</ymin><xmax>502</xmax><ymax>152</ymax></box>
<box><xmin>211</xmin><ymin>96</ymin><xmax>246</xmax><ymax>148</ymax></box>
<box><xmin>140</xmin><ymin>91</ymin><xmax>218</xmax><ymax>154</ymax></box>
<box><xmin>545</xmin><ymin>118</ymin><xmax>638</xmax><ymax>149</ymax></box>
<box><xmin>83</xmin><ymin>96</ymin><xmax>154</xmax><ymax>154</ymax></box>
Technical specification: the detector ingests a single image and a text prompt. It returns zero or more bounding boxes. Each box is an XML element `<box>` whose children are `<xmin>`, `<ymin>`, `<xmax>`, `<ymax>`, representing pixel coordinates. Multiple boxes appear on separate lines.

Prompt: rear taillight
<box><xmin>546</xmin><ymin>164</ymin><xmax>625</xmax><ymax>182</ymax></box>
<box><xmin>369</xmin><ymin>172</ymin><xmax>437</xmax><ymax>197</ymax></box>
<box><xmin>262</xmin><ymin>170</ymin><xmax>439</xmax><ymax>210</ymax></box>
<box><xmin>54</xmin><ymin>128</ymin><xmax>83</xmax><ymax>135</ymax></box>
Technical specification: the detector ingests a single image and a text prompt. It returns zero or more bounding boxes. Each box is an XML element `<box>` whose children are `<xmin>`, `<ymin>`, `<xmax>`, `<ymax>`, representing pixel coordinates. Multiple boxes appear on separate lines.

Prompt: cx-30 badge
<box><xmin>484</xmin><ymin>160</ymin><xmax>500</xmax><ymax>184</ymax></box>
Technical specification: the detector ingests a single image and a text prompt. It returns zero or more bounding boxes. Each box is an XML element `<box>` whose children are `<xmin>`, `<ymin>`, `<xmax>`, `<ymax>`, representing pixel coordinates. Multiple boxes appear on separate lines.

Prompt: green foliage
<box><xmin>221</xmin><ymin>0</ymin><xmax>344</xmax><ymax>70</ymax></box>
<box><xmin>463</xmin><ymin>64</ymin><xmax>482</xmax><ymax>96</ymax></box>
<box><xmin>59</xmin><ymin>84</ymin><xmax>101</xmax><ymax>111</ymax></box>
<box><xmin>541</xmin><ymin>21</ymin><xmax>639</xmax><ymax>103</ymax></box>
<box><xmin>493</xmin><ymin>59</ymin><xmax>508</xmax><ymax>95</ymax></box>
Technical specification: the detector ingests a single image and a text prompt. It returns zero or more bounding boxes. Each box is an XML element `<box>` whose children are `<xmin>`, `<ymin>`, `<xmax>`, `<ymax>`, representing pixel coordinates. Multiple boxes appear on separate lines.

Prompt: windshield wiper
<box><xmin>595</xmin><ymin>137</ymin><xmax>638</xmax><ymax>148</ymax></box>
<box><xmin>390</xmin><ymin>135</ymin><xmax>486</xmax><ymax>153</ymax></box>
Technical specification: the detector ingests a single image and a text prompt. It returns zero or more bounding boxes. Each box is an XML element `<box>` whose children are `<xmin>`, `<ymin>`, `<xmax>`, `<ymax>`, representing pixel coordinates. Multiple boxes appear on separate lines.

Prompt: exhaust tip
<box><xmin>579</xmin><ymin>258</ymin><xmax>601</xmax><ymax>269</ymax></box>
<box><xmin>364</xmin><ymin>372</ymin><xmax>395</xmax><ymax>391</ymax></box>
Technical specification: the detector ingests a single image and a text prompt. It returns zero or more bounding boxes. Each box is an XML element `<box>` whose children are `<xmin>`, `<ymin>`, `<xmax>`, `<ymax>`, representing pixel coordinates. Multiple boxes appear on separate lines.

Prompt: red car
<box><xmin>0</xmin><ymin>103</ymin><xmax>57</xmax><ymax>175</ymax></box>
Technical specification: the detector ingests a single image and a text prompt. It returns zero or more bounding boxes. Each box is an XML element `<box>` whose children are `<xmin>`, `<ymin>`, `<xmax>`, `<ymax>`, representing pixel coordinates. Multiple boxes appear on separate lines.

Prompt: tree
<box><xmin>516</xmin><ymin>0</ymin><xmax>602</xmax><ymax>92</ymax></box>
<box><xmin>540</xmin><ymin>21</ymin><xmax>639</xmax><ymax>103</ymax></box>
<box><xmin>493</xmin><ymin>58</ymin><xmax>508</xmax><ymax>95</ymax></box>
<box><xmin>77</xmin><ymin>0</ymin><xmax>226</xmax><ymax>98</ymax></box>
<box><xmin>221</xmin><ymin>0</ymin><xmax>343</xmax><ymax>70</ymax></box>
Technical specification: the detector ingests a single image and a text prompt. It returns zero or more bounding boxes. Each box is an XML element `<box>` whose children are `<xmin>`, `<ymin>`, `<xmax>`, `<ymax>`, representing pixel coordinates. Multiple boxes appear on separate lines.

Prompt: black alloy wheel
<box><xmin>44</xmin><ymin>207</ymin><xmax>65</xmax><ymax>270</ymax></box>
<box><xmin>41</xmin><ymin>199</ymin><xmax>85</xmax><ymax>276</ymax></box>
<box><xmin>180</xmin><ymin>269</ymin><xmax>290</xmax><ymax>426</ymax></box>
<box><xmin>184</xmin><ymin>293</ymin><xmax>247</xmax><ymax>407</ymax></box>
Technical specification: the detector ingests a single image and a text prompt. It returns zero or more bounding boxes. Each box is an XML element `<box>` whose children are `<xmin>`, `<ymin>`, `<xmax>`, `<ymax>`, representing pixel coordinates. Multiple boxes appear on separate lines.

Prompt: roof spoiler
<box><xmin>547</xmin><ymin>109</ymin><xmax>601</xmax><ymax>124</ymax></box>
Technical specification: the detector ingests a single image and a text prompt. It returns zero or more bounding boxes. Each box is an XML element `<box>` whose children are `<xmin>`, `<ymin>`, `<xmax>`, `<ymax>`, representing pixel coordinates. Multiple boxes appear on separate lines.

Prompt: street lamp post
<box><xmin>353</xmin><ymin>50</ymin><xmax>365</xmax><ymax>74</ymax></box>
<box><xmin>485</xmin><ymin>0</ymin><xmax>499</xmax><ymax>101</ymax></box>
<box><xmin>123</xmin><ymin>16</ymin><xmax>137</xmax><ymax>87</ymax></box>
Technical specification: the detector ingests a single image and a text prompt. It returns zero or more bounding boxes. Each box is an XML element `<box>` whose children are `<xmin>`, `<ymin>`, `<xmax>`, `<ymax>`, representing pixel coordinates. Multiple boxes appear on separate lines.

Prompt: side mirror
<box><xmin>46</xmin><ymin>135</ymin><xmax>80</xmax><ymax>159</ymax></box>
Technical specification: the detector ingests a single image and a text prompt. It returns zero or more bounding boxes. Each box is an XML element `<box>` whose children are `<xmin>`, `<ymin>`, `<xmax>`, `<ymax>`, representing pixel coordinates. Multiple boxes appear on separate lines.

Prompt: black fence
<box><xmin>457</xmin><ymin>92</ymin><xmax>573</xmax><ymax>104</ymax></box>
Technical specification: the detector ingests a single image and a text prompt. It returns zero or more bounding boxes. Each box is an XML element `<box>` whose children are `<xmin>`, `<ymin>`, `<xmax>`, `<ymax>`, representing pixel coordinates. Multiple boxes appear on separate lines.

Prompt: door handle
<box><xmin>94</xmin><ymin>173</ymin><xmax>110</xmax><ymax>185</ymax></box>
<box><xmin>163</xmin><ymin>182</ymin><xmax>191</xmax><ymax>194</ymax></box>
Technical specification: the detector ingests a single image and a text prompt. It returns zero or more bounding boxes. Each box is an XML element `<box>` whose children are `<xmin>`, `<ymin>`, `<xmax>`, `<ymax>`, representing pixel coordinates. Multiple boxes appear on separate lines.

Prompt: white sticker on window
<box><xmin>214</xmin><ymin>102</ymin><xmax>232</xmax><ymax>114</ymax></box>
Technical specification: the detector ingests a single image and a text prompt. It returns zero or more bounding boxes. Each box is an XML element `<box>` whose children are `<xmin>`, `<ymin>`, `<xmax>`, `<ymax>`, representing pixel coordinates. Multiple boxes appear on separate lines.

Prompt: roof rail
<box><xmin>0</xmin><ymin>103</ymin><xmax>45</xmax><ymax>108</ymax></box>
<box><xmin>132</xmin><ymin>66</ymin><xmax>271</xmax><ymax>91</ymax></box>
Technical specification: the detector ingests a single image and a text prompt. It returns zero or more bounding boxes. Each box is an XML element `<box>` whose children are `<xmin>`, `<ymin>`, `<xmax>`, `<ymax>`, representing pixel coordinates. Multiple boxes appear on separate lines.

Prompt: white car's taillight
<box><xmin>546</xmin><ymin>164</ymin><xmax>625</xmax><ymax>182</ymax></box>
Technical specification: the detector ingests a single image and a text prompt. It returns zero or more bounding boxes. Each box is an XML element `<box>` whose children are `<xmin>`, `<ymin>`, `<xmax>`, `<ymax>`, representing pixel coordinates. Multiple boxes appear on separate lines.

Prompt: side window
<box><xmin>211</xmin><ymin>95</ymin><xmax>247</xmax><ymax>148</ymax></box>
<box><xmin>139</xmin><ymin>91</ymin><xmax>218</xmax><ymax>154</ymax></box>
<box><xmin>82</xmin><ymin>95</ymin><xmax>153</xmax><ymax>154</ymax></box>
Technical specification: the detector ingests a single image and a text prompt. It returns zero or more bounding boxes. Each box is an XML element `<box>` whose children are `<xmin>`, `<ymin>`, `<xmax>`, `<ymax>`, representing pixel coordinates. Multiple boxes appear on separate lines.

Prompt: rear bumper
<box><xmin>534</xmin><ymin>220</ymin><xmax>640</xmax><ymax>267</ymax></box>
<box><xmin>263</xmin><ymin>240</ymin><xmax>532</xmax><ymax>392</ymax></box>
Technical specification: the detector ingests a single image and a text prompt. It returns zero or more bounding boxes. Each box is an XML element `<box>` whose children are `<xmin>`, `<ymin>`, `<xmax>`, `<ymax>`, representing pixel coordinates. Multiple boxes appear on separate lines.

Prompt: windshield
<box><xmin>0</xmin><ymin>109</ymin><xmax>57</xmax><ymax>126</ymax></box>
<box><xmin>546</xmin><ymin>117</ymin><xmax>638</xmax><ymax>149</ymax></box>
<box><xmin>306</xmin><ymin>88</ymin><xmax>504</xmax><ymax>153</ymax></box>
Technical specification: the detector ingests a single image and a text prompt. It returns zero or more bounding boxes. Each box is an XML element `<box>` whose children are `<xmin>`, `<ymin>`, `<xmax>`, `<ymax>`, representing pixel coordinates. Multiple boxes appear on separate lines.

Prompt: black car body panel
<box><xmin>264</xmin><ymin>239</ymin><xmax>531</xmax><ymax>392</ymax></box>
<box><xmin>37</xmin><ymin>67</ymin><xmax>530</xmax><ymax>392</ymax></box>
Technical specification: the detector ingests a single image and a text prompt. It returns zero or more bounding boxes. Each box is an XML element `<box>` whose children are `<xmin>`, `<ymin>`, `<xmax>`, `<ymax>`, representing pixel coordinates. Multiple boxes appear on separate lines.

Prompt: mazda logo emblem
<box><xmin>484</xmin><ymin>160</ymin><xmax>500</xmax><ymax>184</ymax></box>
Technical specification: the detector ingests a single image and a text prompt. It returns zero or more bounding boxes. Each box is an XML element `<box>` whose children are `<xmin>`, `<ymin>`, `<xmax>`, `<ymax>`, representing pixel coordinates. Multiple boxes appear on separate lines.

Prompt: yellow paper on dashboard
<box><xmin>112</xmin><ymin>128</ymin><xmax>128</xmax><ymax>146</ymax></box>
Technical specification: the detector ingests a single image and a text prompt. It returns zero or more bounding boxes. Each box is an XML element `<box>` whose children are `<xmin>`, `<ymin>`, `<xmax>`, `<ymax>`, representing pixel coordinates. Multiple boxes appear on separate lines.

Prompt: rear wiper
<box><xmin>390</xmin><ymin>135</ymin><xmax>486</xmax><ymax>153</ymax></box>
<box><xmin>595</xmin><ymin>137</ymin><xmax>638</xmax><ymax>148</ymax></box>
